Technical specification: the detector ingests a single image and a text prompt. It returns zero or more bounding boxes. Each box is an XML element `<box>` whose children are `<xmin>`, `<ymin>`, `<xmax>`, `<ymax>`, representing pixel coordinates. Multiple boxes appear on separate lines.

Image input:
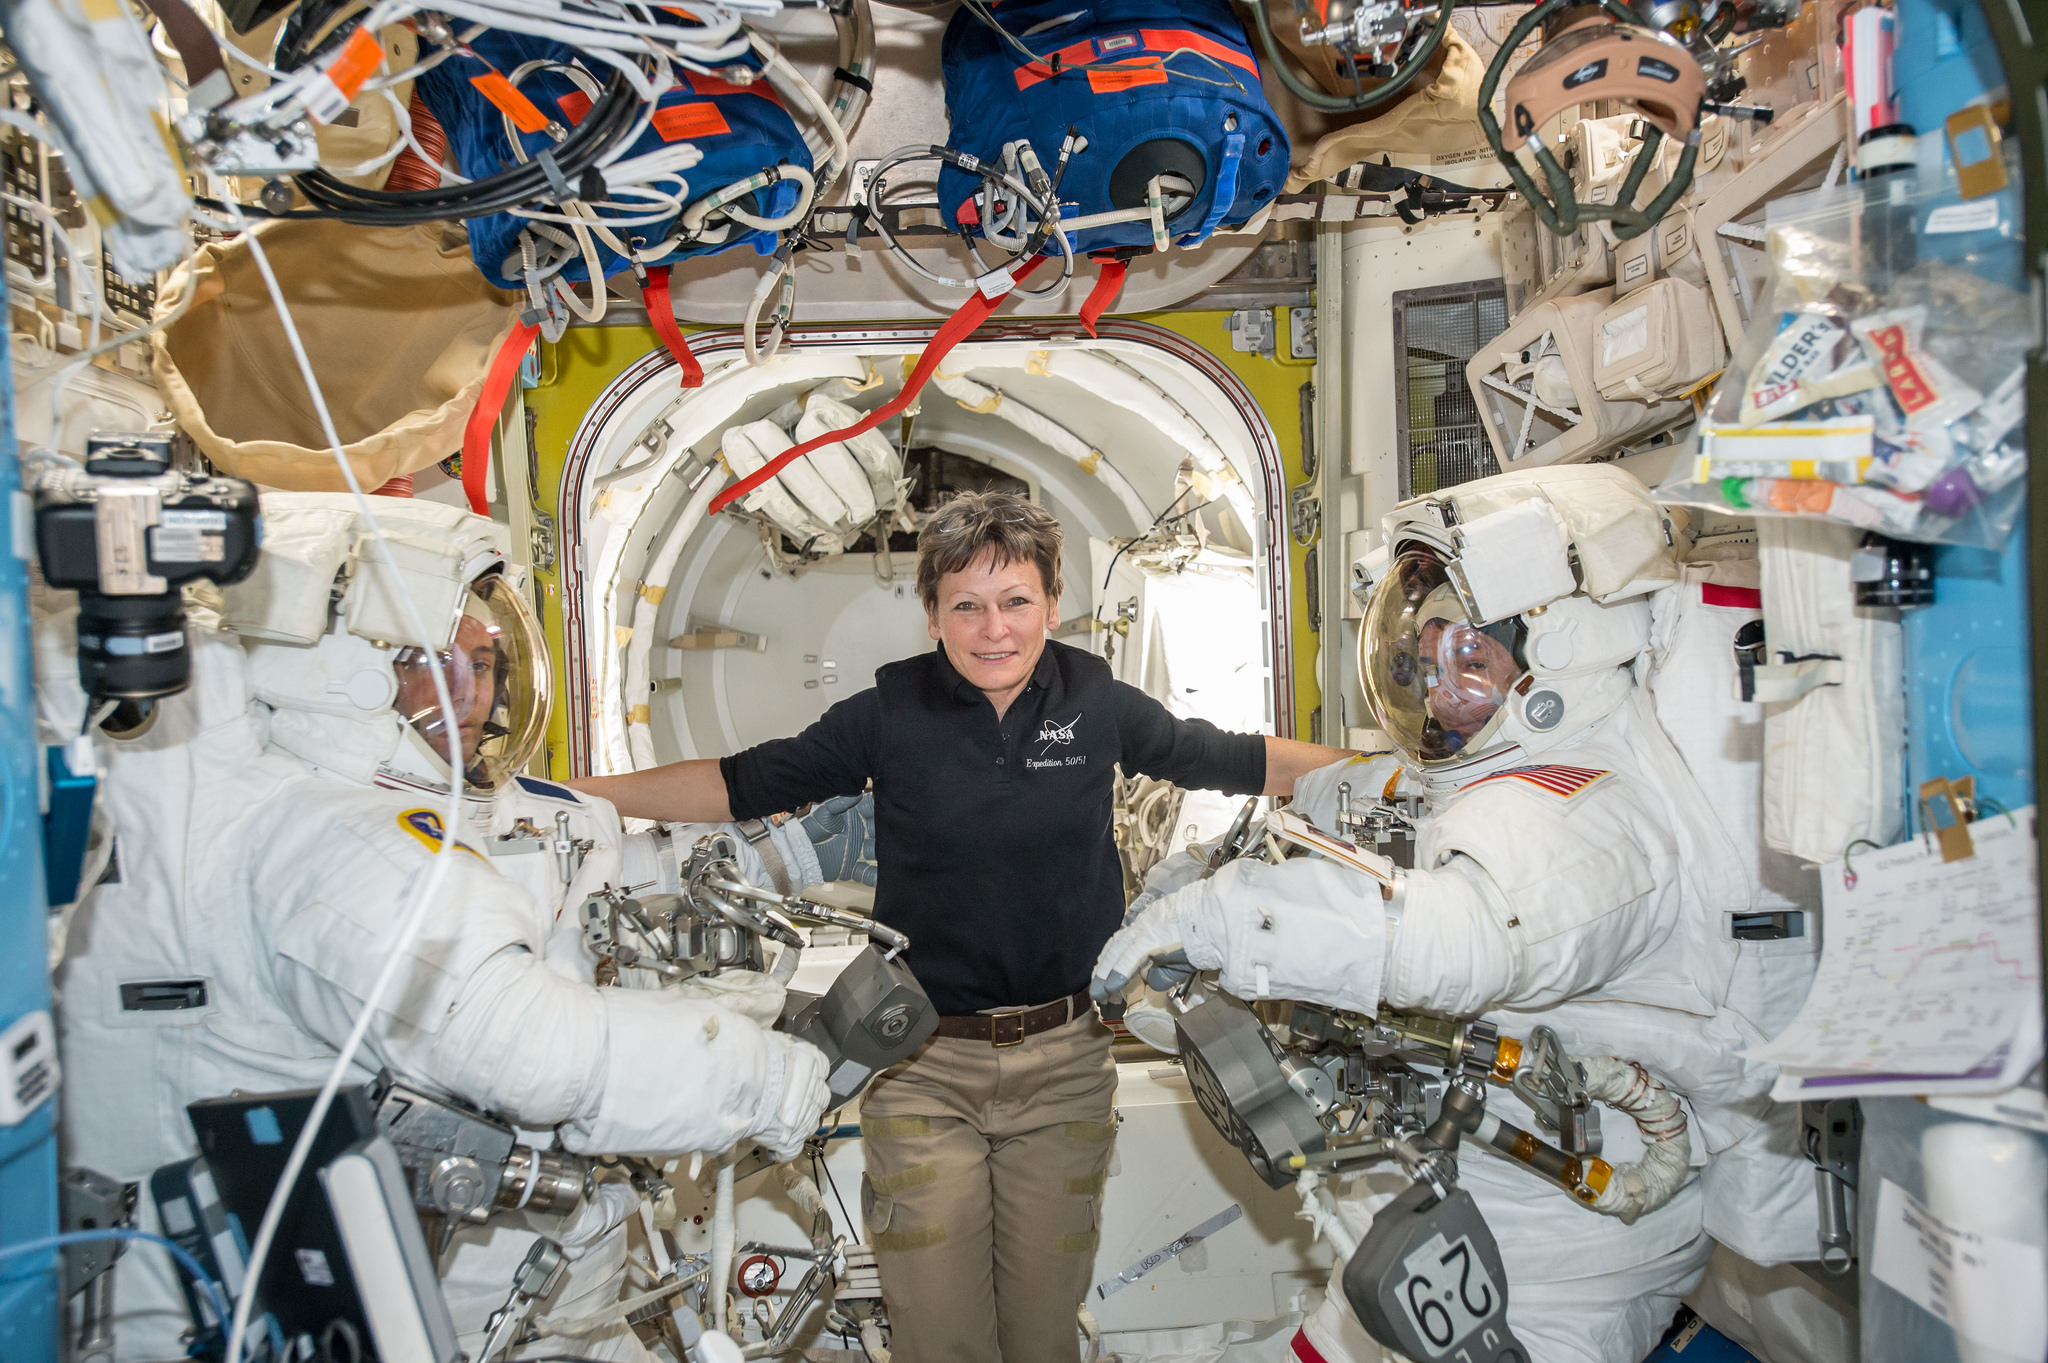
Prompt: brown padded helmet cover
<box><xmin>1503</xmin><ymin>21</ymin><xmax>1705</xmax><ymax>143</ymax></box>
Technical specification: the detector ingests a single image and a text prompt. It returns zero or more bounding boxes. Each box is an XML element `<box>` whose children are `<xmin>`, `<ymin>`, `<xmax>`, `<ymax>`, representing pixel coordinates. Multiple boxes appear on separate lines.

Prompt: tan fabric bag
<box><xmin>152</xmin><ymin>218</ymin><xmax>520</xmax><ymax>491</ymax></box>
<box><xmin>1283</xmin><ymin>29</ymin><xmax>1492</xmax><ymax>190</ymax></box>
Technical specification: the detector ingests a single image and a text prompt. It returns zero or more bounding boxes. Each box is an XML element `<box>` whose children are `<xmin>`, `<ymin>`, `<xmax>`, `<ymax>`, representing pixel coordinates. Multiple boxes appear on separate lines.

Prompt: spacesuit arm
<box><xmin>1094</xmin><ymin>856</ymin><xmax>1392</xmax><ymax>1014</ymax></box>
<box><xmin>1388</xmin><ymin>787</ymin><xmax>1667</xmax><ymax>1015</ymax></box>
<box><xmin>394</xmin><ymin>946</ymin><xmax>829</xmax><ymax>1159</ymax></box>
<box><xmin>620</xmin><ymin>818</ymin><xmax>826</xmax><ymax>896</ymax></box>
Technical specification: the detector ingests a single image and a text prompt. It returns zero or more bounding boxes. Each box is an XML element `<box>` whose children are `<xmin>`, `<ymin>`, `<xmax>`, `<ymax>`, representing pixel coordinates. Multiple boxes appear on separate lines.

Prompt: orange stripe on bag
<box><xmin>652</xmin><ymin>102</ymin><xmax>731</xmax><ymax>141</ymax></box>
<box><xmin>1088</xmin><ymin>67</ymin><xmax>1166</xmax><ymax>92</ymax></box>
<box><xmin>469</xmin><ymin>71</ymin><xmax>551</xmax><ymax>134</ymax></box>
<box><xmin>555</xmin><ymin>89</ymin><xmax>592</xmax><ymax>125</ymax></box>
<box><xmin>1137</xmin><ymin>28</ymin><xmax>1259</xmax><ymax>76</ymax></box>
<box><xmin>324</xmin><ymin>26</ymin><xmax>386</xmax><ymax>102</ymax></box>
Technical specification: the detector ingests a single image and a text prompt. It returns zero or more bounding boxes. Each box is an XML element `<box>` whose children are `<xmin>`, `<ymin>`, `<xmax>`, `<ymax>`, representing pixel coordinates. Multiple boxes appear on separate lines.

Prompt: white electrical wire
<box><xmin>747</xmin><ymin>31</ymin><xmax>850</xmax><ymax>198</ymax></box>
<box><xmin>202</xmin><ymin>203</ymin><xmax>470</xmax><ymax>1363</ymax></box>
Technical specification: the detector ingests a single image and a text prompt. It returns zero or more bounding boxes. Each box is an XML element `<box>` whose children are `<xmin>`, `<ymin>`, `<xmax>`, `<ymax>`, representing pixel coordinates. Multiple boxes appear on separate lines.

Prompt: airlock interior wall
<box><xmin>518</xmin><ymin>313</ymin><xmax>1314</xmax><ymax>780</ymax></box>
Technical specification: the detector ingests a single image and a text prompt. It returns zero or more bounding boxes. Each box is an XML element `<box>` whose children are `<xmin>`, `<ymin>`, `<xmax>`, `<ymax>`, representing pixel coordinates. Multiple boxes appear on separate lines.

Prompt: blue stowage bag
<box><xmin>936</xmin><ymin>0</ymin><xmax>1289</xmax><ymax>256</ymax></box>
<box><xmin>416</xmin><ymin>31</ymin><xmax>812</xmax><ymax>288</ymax></box>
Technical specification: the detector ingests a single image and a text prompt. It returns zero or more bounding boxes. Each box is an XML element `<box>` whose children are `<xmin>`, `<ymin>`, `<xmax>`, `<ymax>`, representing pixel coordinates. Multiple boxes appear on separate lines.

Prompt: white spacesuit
<box><xmin>1095</xmin><ymin>467</ymin><xmax>1814</xmax><ymax>1363</ymax></box>
<box><xmin>53</xmin><ymin>494</ymin><xmax>832</xmax><ymax>1363</ymax></box>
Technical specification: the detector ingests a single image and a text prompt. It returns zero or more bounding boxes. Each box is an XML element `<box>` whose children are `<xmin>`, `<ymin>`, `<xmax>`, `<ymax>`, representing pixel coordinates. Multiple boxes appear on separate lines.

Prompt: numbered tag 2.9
<box><xmin>1343</xmin><ymin>1180</ymin><xmax>1530</xmax><ymax>1363</ymax></box>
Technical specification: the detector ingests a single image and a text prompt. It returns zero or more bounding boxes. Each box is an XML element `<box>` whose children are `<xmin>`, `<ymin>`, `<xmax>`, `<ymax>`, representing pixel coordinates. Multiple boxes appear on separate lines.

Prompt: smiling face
<box><xmin>927</xmin><ymin>548</ymin><xmax>1061</xmax><ymax>711</ymax></box>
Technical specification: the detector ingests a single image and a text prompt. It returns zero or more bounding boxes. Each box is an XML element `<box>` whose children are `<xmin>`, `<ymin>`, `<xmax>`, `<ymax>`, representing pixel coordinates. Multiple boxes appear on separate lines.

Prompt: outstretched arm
<box><xmin>1263</xmin><ymin>736</ymin><xmax>1356</xmax><ymax>796</ymax></box>
<box><xmin>567</xmin><ymin>758</ymin><xmax>733</xmax><ymax>823</ymax></box>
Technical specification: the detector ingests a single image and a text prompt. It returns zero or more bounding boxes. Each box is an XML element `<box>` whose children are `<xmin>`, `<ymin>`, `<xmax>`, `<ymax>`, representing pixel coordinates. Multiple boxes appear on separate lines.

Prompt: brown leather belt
<box><xmin>935</xmin><ymin>988</ymin><xmax>1095</xmax><ymax>1047</ymax></box>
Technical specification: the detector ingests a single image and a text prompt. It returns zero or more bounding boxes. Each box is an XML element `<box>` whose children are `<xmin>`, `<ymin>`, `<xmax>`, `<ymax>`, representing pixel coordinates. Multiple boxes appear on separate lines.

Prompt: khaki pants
<box><xmin>859</xmin><ymin>1012</ymin><xmax>1118</xmax><ymax>1363</ymax></box>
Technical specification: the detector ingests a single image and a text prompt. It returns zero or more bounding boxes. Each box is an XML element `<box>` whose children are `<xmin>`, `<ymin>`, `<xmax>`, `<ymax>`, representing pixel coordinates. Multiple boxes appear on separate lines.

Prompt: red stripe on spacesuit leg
<box><xmin>1289</xmin><ymin>1328</ymin><xmax>1331</xmax><ymax>1363</ymax></box>
<box><xmin>1700</xmin><ymin>582</ymin><xmax>1763</xmax><ymax>609</ymax></box>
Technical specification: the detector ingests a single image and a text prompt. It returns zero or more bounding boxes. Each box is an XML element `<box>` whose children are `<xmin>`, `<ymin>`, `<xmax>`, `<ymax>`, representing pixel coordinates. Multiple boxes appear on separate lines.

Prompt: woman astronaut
<box><xmin>1095</xmin><ymin>466</ymin><xmax>1815</xmax><ymax>1363</ymax></box>
<box><xmin>54</xmin><ymin>495</ymin><xmax>834</xmax><ymax>1361</ymax></box>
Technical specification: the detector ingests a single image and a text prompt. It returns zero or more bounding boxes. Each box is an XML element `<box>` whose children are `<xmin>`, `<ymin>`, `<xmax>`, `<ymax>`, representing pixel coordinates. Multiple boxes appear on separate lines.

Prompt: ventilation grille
<box><xmin>1393</xmin><ymin>280</ymin><xmax>1510</xmax><ymax>499</ymax></box>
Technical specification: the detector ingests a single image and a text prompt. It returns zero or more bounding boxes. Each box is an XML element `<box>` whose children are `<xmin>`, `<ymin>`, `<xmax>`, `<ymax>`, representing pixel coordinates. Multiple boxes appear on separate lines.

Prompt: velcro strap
<box><xmin>1079</xmin><ymin>258</ymin><xmax>1128</xmax><ymax>338</ymax></box>
<box><xmin>641</xmin><ymin>266</ymin><xmax>704</xmax><ymax>388</ymax></box>
<box><xmin>461</xmin><ymin>316</ymin><xmax>541</xmax><ymax>514</ymax></box>
<box><xmin>1749</xmin><ymin>655</ymin><xmax>1846</xmax><ymax>703</ymax></box>
<box><xmin>738</xmin><ymin>817</ymin><xmax>792</xmax><ymax>895</ymax></box>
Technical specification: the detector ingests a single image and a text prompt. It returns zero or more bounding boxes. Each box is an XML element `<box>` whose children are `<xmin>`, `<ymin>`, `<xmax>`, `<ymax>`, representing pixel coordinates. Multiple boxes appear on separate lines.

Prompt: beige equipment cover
<box><xmin>1280</xmin><ymin>29</ymin><xmax>1493</xmax><ymax>190</ymax></box>
<box><xmin>153</xmin><ymin>218</ymin><xmax>520</xmax><ymax>491</ymax></box>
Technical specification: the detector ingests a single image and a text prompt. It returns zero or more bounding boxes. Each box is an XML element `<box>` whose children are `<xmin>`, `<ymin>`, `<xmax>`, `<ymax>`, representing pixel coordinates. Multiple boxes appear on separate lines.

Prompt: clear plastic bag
<box><xmin>1658</xmin><ymin>161</ymin><xmax>2028</xmax><ymax>549</ymax></box>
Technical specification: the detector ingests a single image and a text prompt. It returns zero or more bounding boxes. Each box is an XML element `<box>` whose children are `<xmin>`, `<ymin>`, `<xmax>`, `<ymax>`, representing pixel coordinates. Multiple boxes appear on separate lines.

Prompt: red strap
<box><xmin>1079</xmin><ymin>258</ymin><xmax>1128</xmax><ymax>337</ymax></box>
<box><xmin>462</xmin><ymin>316</ymin><xmax>540</xmax><ymax>515</ymax></box>
<box><xmin>709</xmin><ymin>257</ymin><xmax>1046</xmax><ymax>515</ymax></box>
<box><xmin>642</xmin><ymin>266</ymin><xmax>703</xmax><ymax>388</ymax></box>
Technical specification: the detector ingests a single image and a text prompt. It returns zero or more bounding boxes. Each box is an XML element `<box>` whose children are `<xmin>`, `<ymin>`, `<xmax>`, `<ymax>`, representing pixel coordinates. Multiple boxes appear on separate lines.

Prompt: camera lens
<box><xmin>75</xmin><ymin>593</ymin><xmax>191</xmax><ymax>700</ymax></box>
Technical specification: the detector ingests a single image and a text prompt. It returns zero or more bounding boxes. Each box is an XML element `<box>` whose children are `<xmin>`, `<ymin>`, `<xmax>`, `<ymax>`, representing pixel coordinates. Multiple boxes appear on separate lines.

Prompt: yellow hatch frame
<box><xmin>517</xmin><ymin>308</ymin><xmax>1321</xmax><ymax>779</ymax></box>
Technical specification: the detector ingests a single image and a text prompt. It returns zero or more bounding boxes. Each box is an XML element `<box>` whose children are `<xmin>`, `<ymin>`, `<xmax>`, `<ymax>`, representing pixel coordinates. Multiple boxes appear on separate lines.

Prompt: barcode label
<box><xmin>154</xmin><ymin>511</ymin><xmax>226</xmax><ymax>564</ymax></box>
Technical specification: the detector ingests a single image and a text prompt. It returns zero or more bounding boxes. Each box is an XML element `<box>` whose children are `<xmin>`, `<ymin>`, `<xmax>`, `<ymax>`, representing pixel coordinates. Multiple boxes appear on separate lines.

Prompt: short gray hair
<box><xmin>915</xmin><ymin>490</ymin><xmax>1062</xmax><ymax>610</ymax></box>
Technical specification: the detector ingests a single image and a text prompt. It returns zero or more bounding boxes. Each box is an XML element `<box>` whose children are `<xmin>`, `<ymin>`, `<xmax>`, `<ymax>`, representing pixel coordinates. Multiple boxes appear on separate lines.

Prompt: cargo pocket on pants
<box><xmin>1054</xmin><ymin>1196</ymin><xmax>1100</xmax><ymax>1256</ymax></box>
<box><xmin>862</xmin><ymin>1172</ymin><xmax>947</xmax><ymax>1254</ymax></box>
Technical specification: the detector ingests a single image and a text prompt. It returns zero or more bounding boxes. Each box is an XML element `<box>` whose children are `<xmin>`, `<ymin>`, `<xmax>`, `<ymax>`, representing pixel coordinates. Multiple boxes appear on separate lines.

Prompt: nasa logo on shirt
<box><xmin>1027</xmin><ymin>712</ymin><xmax>1086</xmax><ymax>770</ymax></box>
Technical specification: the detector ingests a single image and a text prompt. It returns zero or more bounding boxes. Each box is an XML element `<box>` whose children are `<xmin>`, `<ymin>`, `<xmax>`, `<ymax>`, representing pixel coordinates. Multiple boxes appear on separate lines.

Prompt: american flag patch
<box><xmin>1465</xmin><ymin>764</ymin><xmax>1612</xmax><ymax>799</ymax></box>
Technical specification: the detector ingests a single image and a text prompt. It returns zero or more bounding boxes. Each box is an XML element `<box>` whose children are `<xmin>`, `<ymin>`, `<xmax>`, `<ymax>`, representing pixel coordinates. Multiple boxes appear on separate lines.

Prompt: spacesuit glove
<box><xmin>1287</xmin><ymin>752</ymin><xmax>1402</xmax><ymax>832</ymax></box>
<box><xmin>1090</xmin><ymin>880</ymin><xmax>1224</xmax><ymax>1002</ymax></box>
<box><xmin>1122</xmin><ymin>845</ymin><xmax>1211</xmax><ymax>928</ymax></box>
<box><xmin>752</xmin><ymin>1033</ymin><xmax>832</xmax><ymax>1163</ymax></box>
<box><xmin>1121</xmin><ymin>985</ymin><xmax>1183</xmax><ymax>1054</ymax></box>
<box><xmin>799</xmin><ymin>792</ymin><xmax>877</xmax><ymax>888</ymax></box>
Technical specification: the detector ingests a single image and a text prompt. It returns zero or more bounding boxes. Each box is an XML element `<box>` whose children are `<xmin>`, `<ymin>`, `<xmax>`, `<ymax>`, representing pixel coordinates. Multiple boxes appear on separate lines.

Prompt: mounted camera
<box><xmin>33</xmin><ymin>432</ymin><xmax>261</xmax><ymax>708</ymax></box>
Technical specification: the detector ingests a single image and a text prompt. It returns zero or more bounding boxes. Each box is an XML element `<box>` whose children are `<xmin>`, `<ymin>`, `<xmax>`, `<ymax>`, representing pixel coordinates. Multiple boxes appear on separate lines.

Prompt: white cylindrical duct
<box><xmin>932</xmin><ymin>371</ymin><xmax>1152</xmax><ymax>525</ymax></box>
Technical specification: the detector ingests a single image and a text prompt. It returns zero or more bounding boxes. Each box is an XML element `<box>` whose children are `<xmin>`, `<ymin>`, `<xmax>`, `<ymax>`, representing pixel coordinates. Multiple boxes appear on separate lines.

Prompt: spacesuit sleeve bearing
<box><xmin>1378</xmin><ymin>857</ymin><xmax>1522</xmax><ymax>1017</ymax></box>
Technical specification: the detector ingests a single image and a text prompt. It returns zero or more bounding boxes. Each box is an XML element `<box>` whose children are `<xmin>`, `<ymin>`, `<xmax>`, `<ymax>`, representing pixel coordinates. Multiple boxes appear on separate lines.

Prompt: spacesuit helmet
<box><xmin>223</xmin><ymin>493</ymin><xmax>550</xmax><ymax>793</ymax></box>
<box><xmin>1360</xmin><ymin>546</ymin><xmax>1530</xmax><ymax>766</ymax></box>
<box><xmin>1355</xmin><ymin>466</ymin><xmax>1680</xmax><ymax>771</ymax></box>
<box><xmin>390</xmin><ymin>570</ymin><xmax>549</xmax><ymax>791</ymax></box>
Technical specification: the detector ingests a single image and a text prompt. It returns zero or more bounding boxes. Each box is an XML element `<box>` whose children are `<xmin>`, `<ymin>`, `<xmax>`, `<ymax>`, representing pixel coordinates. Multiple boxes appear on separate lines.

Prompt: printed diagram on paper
<box><xmin>1749</xmin><ymin>810</ymin><xmax>2043</xmax><ymax>1096</ymax></box>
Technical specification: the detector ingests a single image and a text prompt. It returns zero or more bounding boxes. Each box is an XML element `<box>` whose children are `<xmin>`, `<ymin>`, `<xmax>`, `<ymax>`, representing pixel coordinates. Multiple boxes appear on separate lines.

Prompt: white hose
<box><xmin>1293</xmin><ymin>1170</ymin><xmax>1359</xmax><ymax>1259</ymax></box>
<box><xmin>931</xmin><ymin>372</ymin><xmax>1152</xmax><ymax>526</ymax></box>
<box><xmin>712</xmin><ymin>1161</ymin><xmax>737</xmax><ymax>1337</ymax></box>
<box><xmin>859</xmin><ymin>1320</ymin><xmax>891</xmax><ymax>1362</ymax></box>
<box><xmin>1579</xmin><ymin>1056</ymin><xmax>1692</xmax><ymax>1224</ymax></box>
<box><xmin>749</xmin><ymin>31</ymin><xmax>852</xmax><ymax>198</ymax></box>
<box><xmin>772</xmin><ymin>1162</ymin><xmax>829</xmax><ymax>1220</ymax></box>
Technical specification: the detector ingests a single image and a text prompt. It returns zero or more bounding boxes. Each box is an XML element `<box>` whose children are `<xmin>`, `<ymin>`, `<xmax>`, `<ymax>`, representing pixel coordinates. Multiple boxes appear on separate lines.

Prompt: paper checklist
<box><xmin>1747</xmin><ymin>808</ymin><xmax>2043</xmax><ymax>1100</ymax></box>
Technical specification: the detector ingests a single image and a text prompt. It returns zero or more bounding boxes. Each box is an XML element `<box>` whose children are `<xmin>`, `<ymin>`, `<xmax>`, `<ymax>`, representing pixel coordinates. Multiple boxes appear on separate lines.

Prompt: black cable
<box><xmin>293</xmin><ymin>67</ymin><xmax>642</xmax><ymax>224</ymax></box>
<box><xmin>815</xmin><ymin>1150</ymin><xmax>859</xmax><ymax>1244</ymax></box>
<box><xmin>1099</xmin><ymin>487</ymin><xmax>1206</xmax><ymax>594</ymax></box>
<box><xmin>1248</xmin><ymin>0</ymin><xmax>1453</xmax><ymax>114</ymax></box>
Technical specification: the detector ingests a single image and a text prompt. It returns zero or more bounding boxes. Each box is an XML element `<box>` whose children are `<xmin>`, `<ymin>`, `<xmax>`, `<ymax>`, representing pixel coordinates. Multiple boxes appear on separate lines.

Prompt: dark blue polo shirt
<box><xmin>719</xmin><ymin>639</ymin><xmax>1266</xmax><ymax>1015</ymax></box>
